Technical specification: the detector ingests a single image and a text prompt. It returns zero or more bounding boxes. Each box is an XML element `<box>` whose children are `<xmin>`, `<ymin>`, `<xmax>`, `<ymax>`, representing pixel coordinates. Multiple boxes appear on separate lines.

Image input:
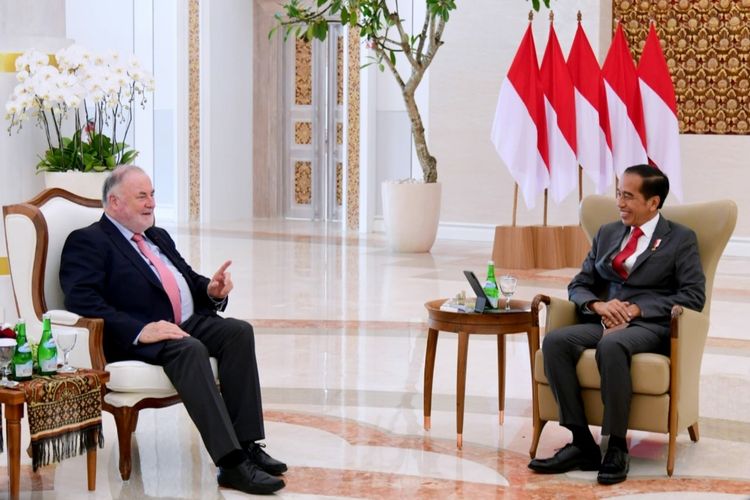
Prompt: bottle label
<box><xmin>13</xmin><ymin>361</ymin><xmax>33</xmax><ymax>378</ymax></box>
<box><xmin>16</xmin><ymin>344</ymin><xmax>31</xmax><ymax>353</ymax></box>
<box><xmin>483</xmin><ymin>281</ymin><xmax>499</xmax><ymax>308</ymax></box>
<box><xmin>43</xmin><ymin>339</ymin><xmax>56</xmax><ymax>349</ymax></box>
<box><xmin>40</xmin><ymin>357</ymin><xmax>58</xmax><ymax>373</ymax></box>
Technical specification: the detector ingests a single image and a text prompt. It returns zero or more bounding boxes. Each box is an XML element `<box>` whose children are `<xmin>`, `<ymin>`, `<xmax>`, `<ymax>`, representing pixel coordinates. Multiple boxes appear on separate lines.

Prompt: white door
<box><xmin>283</xmin><ymin>27</ymin><xmax>344</xmax><ymax>221</ymax></box>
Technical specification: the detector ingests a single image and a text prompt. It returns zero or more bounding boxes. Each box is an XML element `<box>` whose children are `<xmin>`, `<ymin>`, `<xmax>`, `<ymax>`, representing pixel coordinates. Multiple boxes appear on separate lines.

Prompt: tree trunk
<box><xmin>403</xmin><ymin>88</ymin><xmax>437</xmax><ymax>183</ymax></box>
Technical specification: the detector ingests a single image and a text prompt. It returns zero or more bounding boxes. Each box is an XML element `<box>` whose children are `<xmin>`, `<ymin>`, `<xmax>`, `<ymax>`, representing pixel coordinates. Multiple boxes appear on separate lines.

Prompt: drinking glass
<box><xmin>499</xmin><ymin>275</ymin><xmax>518</xmax><ymax>311</ymax></box>
<box><xmin>0</xmin><ymin>338</ymin><xmax>19</xmax><ymax>387</ymax></box>
<box><xmin>53</xmin><ymin>327</ymin><xmax>78</xmax><ymax>373</ymax></box>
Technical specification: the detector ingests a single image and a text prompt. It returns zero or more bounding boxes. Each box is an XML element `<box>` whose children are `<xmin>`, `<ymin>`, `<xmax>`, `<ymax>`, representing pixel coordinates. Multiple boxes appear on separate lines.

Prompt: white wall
<box><xmin>201</xmin><ymin>0</ymin><xmax>253</xmax><ymax>224</ymax></box>
<box><xmin>426</xmin><ymin>0</ymin><xmax>750</xmax><ymax>245</ymax></box>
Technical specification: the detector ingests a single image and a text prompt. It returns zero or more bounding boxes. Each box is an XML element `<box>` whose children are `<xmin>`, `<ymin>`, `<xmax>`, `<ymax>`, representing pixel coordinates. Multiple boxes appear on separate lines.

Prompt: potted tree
<box><xmin>4</xmin><ymin>45</ymin><xmax>154</xmax><ymax>199</ymax></box>
<box><xmin>276</xmin><ymin>0</ymin><xmax>552</xmax><ymax>251</ymax></box>
<box><xmin>275</xmin><ymin>0</ymin><xmax>455</xmax><ymax>252</ymax></box>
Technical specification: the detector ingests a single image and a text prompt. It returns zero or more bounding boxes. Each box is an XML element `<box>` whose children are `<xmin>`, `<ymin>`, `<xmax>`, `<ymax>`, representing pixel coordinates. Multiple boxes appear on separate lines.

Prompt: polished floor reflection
<box><xmin>2</xmin><ymin>219</ymin><xmax>750</xmax><ymax>498</ymax></box>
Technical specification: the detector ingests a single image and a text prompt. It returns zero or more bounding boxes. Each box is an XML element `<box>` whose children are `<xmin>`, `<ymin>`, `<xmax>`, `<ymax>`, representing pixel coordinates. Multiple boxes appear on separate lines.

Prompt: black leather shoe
<box><xmin>217</xmin><ymin>459</ymin><xmax>285</xmax><ymax>495</ymax></box>
<box><xmin>246</xmin><ymin>442</ymin><xmax>288</xmax><ymax>476</ymax></box>
<box><xmin>528</xmin><ymin>443</ymin><xmax>601</xmax><ymax>474</ymax></box>
<box><xmin>597</xmin><ymin>447</ymin><xmax>629</xmax><ymax>485</ymax></box>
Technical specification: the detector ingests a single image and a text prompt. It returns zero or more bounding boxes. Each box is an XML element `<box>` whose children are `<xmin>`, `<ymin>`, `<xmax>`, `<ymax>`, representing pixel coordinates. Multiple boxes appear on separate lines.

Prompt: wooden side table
<box><xmin>423</xmin><ymin>299</ymin><xmax>539</xmax><ymax>449</ymax></box>
<box><xmin>0</xmin><ymin>368</ymin><xmax>110</xmax><ymax>499</ymax></box>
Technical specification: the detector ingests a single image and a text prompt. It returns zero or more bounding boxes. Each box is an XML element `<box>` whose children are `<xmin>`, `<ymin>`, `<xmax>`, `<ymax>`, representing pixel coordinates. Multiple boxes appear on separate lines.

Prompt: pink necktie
<box><xmin>612</xmin><ymin>226</ymin><xmax>644</xmax><ymax>279</ymax></box>
<box><xmin>132</xmin><ymin>233</ymin><xmax>182</xmax><ymax>324</ymax></box>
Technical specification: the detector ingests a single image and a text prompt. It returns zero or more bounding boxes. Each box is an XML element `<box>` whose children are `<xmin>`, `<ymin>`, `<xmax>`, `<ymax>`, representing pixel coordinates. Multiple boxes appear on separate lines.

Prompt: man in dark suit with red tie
<box><xmin>60</xmin><ymin>165</ymin><xmax>285</xmax><ymax>495</ymax></box>
<box><xmin>528</xmin><ymin>164</ymin><xmax>706</xmax><ymax>485</ymax></box>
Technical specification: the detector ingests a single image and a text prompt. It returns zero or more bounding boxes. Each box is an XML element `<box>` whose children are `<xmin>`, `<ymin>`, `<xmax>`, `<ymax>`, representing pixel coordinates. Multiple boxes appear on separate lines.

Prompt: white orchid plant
<box><xmin>4</xmin><ymin>45</ymin><xmax>155</xmax><ymax>172</ymax></box>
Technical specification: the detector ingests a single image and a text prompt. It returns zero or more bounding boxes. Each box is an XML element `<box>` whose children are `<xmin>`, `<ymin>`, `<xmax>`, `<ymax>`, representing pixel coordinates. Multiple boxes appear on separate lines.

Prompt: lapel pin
<box><xmin>651</xmin><ymin>238</ymin><xmax>662</xmax><ymax>251</ymax></box>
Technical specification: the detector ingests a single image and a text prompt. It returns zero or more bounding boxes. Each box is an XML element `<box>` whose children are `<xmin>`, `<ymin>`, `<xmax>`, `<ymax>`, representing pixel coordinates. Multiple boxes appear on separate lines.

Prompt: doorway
<box><xmin>282</xmin><ymin>26</ymin><xmax>345</xmax><ymax>221</ymax></box>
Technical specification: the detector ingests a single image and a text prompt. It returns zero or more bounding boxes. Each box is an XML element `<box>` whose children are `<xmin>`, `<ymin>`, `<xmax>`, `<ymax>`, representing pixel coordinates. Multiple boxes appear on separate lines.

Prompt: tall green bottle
<box><xmin>37</xmin><ymin>313</ymin><xmax>58</xmax><ymax>375</ymax></box>
<box><xmin>12</xmin><ymin>319</ymin><xmax>33</xmax><ymax>381</ymax></box>
<box><xmin>483</xmin><ymin>260</ymin><xmax>500</xmax><ymax>309</ymax></box>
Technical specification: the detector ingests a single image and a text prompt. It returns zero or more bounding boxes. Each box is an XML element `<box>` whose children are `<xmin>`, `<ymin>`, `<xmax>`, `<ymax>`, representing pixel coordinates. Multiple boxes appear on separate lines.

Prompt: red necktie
<box><xmin>612</xmin><ymin>226</ymin><xmax>644</xmax><ymax>279</ymax></box>
<box><xmin>132</xmin><ymin>233</ymin><xmax>182</xmax><ymax>324</ymax></box>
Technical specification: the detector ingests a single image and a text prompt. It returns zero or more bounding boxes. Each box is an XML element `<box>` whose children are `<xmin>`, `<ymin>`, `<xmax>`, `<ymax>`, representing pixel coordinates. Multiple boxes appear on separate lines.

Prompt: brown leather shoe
<box><xmin>218</xmin><ymin>459</ymin><xmax>285</xmax><ymax>495</ymax></box>
<box><xmin>528</xmin><ymin>443</ymin><xmax>601</xmax><ymax>474</ymax></box>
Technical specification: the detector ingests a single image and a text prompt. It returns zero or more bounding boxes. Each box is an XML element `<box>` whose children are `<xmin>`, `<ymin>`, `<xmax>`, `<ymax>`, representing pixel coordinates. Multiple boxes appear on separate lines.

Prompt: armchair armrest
<box><xmin>532</xmin><ymin>294</ymin><xmax>578</xmax><ymax>331</ymax></box>
<box><xmin>74</xmin><ymin>317</ymin><xmax>107</xmax><ymax>371</ymax></box>
<box><xmin>670</xmin><ymin>305</ymin><xmax>709</xmax><ymax>429</ymax></box>
<box><xmin>530</xmin><ymin>294</ymin><xmax>578</xmax><ymax>350</ymax></box>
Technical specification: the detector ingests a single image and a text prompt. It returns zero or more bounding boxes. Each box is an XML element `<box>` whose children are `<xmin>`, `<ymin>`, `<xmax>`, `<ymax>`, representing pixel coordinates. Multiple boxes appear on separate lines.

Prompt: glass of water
<box><xmin>499</xmin><ymin>275</ymin><xmax>518</xmax><ymax>311</ymax></box>
<box><xmin>53</xmin><ymin>327</ymin><xmax>78</xmax><ymax>373</ymax></box>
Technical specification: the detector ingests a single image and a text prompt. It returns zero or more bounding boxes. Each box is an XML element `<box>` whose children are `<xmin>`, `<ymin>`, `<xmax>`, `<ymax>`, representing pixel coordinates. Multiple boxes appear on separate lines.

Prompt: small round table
<box><xmin>423</xmin><ymin>299</ymin><xmax>539</xmax><ymax>449</ymax></box>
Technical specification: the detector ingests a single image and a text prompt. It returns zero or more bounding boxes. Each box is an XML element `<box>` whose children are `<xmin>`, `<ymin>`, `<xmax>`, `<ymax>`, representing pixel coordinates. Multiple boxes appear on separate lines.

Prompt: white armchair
<box><xmin>3</xmin><ymin>188</ymin><xmax>218</xmax><ymax>480</ymax></box>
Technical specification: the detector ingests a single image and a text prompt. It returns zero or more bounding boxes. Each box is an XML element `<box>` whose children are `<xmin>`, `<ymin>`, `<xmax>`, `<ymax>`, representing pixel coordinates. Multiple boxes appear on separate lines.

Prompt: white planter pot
<box><xmin>381</xmin><ymin>181</ymin><xmax>442</xmax><ymax>253</ymax></box>
<box><xmin>43</xmin><ymin>171</ymin><xmax>109</xmax><ymax>200</ymax></box>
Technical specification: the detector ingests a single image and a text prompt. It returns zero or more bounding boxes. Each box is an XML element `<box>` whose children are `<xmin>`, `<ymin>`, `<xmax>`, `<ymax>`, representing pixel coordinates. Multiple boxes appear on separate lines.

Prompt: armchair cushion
<box><xmin>105</xmin><ymin>358</ymin><xmax>219</xmax><ymax>393</ymax></box>
<box><xmin>534</xmin><ymin>350</ymin><xmax>670</xmax><ymax>395</ymax></box>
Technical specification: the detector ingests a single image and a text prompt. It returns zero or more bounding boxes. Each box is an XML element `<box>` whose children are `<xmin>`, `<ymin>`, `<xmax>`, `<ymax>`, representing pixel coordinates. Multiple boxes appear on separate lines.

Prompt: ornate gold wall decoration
<box><xmin>294</xmin><ymin>121</ymin><xmax>312</xmax><ymax>145</ymax></box>
<box><xmin>336</xmin><ymin>122</ymin><xmax>343</xmax><ymax>145</ymax></box>
<box><xmin>188</xmin><ymin>0</ymin><xmax>201</xmax><ymax>219</ymax></box>
<box><xmin>346</xmin><ymin>28</ymin><xmax>360</xmax><ymax>229</ymax></box>
<box><xmin>337</xmin><ymin>35</ymin><xmax>344</xmax><ymax>106</ymax></box>
<box><xmin>294</xmin><ymin>161</ymin><xmax>312</xmax><ymax>204</ymax></box>
<box><xmin>295</xmin><ymin>38</ymin><xmax>312</xmax><ymax>106</ymax></box>
<box><xmin>336</xmin><ymin>162</ymin><xmax>343</xmax><ymax>206</ymax></box>
<box><xmin>614</xmin><ymin>0</ymin><xmax>750</xmax><ymax>134</ymax></box>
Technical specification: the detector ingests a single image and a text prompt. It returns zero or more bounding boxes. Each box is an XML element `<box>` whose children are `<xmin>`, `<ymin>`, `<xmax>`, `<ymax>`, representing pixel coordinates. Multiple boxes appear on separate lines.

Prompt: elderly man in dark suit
<box><xmin>60</xmin><ymin>165</ymin><xmax>285</xmax><ymax>495</ymax></box>
<box><xmin>528</xmin><ymin>164</ymin><xmax>706</xmax><ymax>485</ymax></box>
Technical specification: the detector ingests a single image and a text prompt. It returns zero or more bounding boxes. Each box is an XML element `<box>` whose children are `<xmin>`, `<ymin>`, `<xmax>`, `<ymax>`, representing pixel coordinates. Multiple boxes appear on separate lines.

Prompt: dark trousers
<box><xmin>542</xmin><ymin>321</ymin><xmax>667</xmax><ymax>437</ymax></box>
<box><xmin>157</xmin><ymin>314</ymin><xmax>265</xmax><ymax>464</ymax></box>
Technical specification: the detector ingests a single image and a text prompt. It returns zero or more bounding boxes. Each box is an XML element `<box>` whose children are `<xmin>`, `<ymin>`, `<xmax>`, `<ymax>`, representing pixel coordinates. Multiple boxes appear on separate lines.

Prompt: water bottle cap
<box><xmin>487</xmin><ymin>260</ymin><xmax>494</xmax><ymax>265</ymax></box>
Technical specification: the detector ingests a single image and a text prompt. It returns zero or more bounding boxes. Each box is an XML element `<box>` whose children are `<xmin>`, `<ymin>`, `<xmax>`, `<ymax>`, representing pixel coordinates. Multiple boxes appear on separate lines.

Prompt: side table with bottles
<box><xmin>423</xmin><ymin>298</ymin><xmax>538</xmax><ymax>449</ymax></box>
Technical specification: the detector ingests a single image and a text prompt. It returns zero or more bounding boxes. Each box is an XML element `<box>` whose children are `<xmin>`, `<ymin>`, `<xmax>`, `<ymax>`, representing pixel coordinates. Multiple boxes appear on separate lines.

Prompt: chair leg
<box><xmin>113</xmin><ymin>406</ymin><xmax>139</xmax><ymax>480</ymax></box>
<box><xmin>688</xmin><ymin>423</ymin><xmax>699</xmax><ymax>442</ymax></box>
<box><xmin>666</xmin><ymin>429</ymin><xmax>676</xmax><ymax>477</ymax></box>
<box><xmin>529</xmin><ymin>419</ymin><xmax>547</xmax><ymax>459</ymax></box>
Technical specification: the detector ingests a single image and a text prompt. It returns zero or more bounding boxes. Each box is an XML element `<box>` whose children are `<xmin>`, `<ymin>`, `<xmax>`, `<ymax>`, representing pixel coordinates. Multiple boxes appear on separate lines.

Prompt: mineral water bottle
<box><xmin>37</xmin><ymin>313</ymin><xmax>58</xmax><ymax>375</ymax></box>
<box><xmin>12</xmin><ymin>319</ymin><xmax>33</xmax><ymax>381</ymax></box>
<box><xmin>483</xmin><ymin>260</ymin><xmax>500</xmax><ymax>309</ymax></box>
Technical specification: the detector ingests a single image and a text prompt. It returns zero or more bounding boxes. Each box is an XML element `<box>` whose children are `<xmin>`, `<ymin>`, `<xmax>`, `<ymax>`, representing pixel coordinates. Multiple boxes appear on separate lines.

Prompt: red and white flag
<box><xmin>567</xmin><ymin>20</ymin><xmax>613</xmax><ymax>194</ymax></box>
<box><xmin>540</xmin><ymin>23</ymin><xmax>578</xmax><ymax>203</ymax></box>
<box><xmin>638</xmin><ymin>22</ymin><xmax>683</xmax><ymax>201</ymax></box>
<box><xmin>491</xmin><ymin>24</ymin><xmax>549</xmax><ymax>209</ymax></box>
<box><xmin>602</xmin><ymin>22</ymin><xmax>648</xmax><ymax>178</ymax></box>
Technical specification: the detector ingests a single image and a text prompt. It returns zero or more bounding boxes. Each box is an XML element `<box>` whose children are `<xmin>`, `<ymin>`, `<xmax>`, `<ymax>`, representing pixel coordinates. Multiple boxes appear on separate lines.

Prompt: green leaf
<box><xmin>531</xmin><ymin>0</ymin><xmax>540</xmax><ymax>11</ymax></box>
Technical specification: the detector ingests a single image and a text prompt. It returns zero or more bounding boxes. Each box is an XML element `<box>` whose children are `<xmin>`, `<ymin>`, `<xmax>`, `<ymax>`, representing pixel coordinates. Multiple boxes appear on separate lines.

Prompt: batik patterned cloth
<box><xmin>13</xmin><ymin>372</ymin><xmax>105</xmax><ymax>471</ymax></box>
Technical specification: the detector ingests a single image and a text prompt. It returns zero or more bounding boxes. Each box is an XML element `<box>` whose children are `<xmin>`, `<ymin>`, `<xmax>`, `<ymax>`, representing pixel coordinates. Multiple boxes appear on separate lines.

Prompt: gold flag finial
<box><xmin>577</xmin><ymin>10</ymin><xmax>582</xmax><ymax>23</ymax></box>
<box><xmin>549</xmin><ymin>10</ymin><xmax>554</xmax><ymax>23</ymax></box>
<box><xmin>528</xmin><ymin>10</ymin><xmax>534</xmax><ymax>22</ymax></box>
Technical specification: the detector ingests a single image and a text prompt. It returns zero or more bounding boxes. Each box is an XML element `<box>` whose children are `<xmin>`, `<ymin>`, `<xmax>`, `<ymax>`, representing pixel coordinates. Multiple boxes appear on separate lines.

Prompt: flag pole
<box><xmin>543</xmin><ymin>188</ymin><xmax>548</xmax><ymax>226</ymax></box>
<box><xmin>578</xmin><ymin>166</ymin><xmax>583</xmax><ymax>203</ymax></box>
<box><xmin>512</xmin><ymin>183</ymin><xmax>519</xmax><ymax>227</ymax></box>
<box><xmin>577</xmin><ymin>11</ymin><xmax>583</xmax><ymax>206</ymax></box>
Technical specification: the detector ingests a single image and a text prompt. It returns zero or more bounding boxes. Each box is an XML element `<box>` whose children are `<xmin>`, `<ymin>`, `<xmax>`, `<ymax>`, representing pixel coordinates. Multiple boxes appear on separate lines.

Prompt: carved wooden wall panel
<box><xmin>614</xmin><ymin>0</ymin><xmax>750</xmax><ymax>134</ymax></box>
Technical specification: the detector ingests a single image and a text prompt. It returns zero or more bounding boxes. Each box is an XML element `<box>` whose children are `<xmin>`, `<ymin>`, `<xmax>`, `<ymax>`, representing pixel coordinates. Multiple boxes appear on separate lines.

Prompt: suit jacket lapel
<box><xmin>604</xmin><ymin>223</ymin><xmax>629</xmax><ymax>262</ymax></box>
<box><xmin>629</xmin><ymin>215</ymin><xmax>671</xmax><ymax>277</ymax></box>
<box><xmin>99</xmin><ymin>215</ymin><xmax>164</xmax><ymax>290</ymax></box>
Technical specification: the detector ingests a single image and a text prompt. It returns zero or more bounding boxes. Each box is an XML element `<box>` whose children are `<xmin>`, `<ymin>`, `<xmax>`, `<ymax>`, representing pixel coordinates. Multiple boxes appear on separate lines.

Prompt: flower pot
<box><xmin>381</xmin><ymin>181</ymin><xmax>442</xmax><ymax>253</ymax></box>
<box><xmin>43</xmin><ymin>171</ymin><xmax>109</xmax><ymax>200</ymax></box>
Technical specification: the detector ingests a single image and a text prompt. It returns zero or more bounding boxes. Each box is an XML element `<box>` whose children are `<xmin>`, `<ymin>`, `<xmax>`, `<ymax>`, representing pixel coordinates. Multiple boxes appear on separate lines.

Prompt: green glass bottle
<box><xmin>483</xmin><ymin>260</ymin><xmax>500</xmax><ymax>309</ymax></box>
<box><xmin>37</xmin><ymin>313</ymin><xmax>58</xmax><ymax>375</ymax></box>
<box><xmin>12</xmin><ymin>319</ymin><xmax>33</xmax><ymax>381</ymax></box>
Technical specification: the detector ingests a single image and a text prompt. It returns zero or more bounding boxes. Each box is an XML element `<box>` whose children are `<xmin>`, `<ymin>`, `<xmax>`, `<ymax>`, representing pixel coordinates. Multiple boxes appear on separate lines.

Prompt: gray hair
<box><xmin>102</xmin><ymin>165</ymin><xmax>146</xmax><ymax>206</ymax></box>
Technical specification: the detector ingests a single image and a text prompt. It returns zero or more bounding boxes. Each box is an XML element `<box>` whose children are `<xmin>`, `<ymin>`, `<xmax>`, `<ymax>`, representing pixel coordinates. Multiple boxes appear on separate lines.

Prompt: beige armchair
<box><xmin>529</xmin><ymin>195</ymin><xmax>737</xmax><ymax>476</ymax></box>
<box><xmin>3</xmin><ymin>188</ymin><xmax>218</xmax><ymax>480</ymax></box>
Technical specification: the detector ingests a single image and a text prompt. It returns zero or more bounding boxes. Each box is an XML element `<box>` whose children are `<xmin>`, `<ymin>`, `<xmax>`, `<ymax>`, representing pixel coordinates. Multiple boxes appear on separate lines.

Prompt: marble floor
<box><xmin>2</xmin><ymin>219</ymin><xmax>750</xmax><ymax>499</ymax></box>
